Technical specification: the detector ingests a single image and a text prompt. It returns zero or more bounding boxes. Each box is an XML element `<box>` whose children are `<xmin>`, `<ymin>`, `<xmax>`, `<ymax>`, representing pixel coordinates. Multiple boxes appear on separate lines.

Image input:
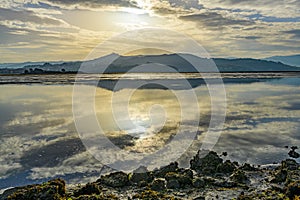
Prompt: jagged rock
<box><xmin>165</xmin><ymin>171</ymin><xmax>192</xmax><ymax>188</ymax></box>
<box><xmin>230</xmin><ymin>170</ymin><xmax>249</xmax><ymax>184</ymax></box>
<box><xmin>217</xmin><ymin>160</ymin><xmax>237</xmax><ymax>174</ymax></box>
<box><xmin>285</xmin><ymin>180</ymin><xmax>300</xmax><ymax>199</ymax></box>
<box><xmin>271</xmin><ymin>169</ymin><xmax>287</xmax><ymax>183</ymax></box>
<box><xmin>74</xmin><ymin>183</ymin><xmax>101</xmax><ymax>196</ymax></box>
<box><xmin>73</xmin><ymin>194</ymin><xmax>118</xmax><ymax>200</ymax></box>
<box><xmin>239</xmin><ymin>163</ymin><xmax>257</xmax><ymax>171</ymax></box>
<box><xmin>2</xmin><ymin>179</ymin><xmax>65</xmax><ymax>200</ymax></box>
<box><xmin>281</xmin><ymin>159</ymin><xmax>299</xmax><ymax>170</ymax></box>
<box><xmin>166</xmin><ymin>179</ymin><xmax>180</xmax><ymax>189</ymax></box>
<box><xmin>132</xmin><ymin>189</ymin><xmax>179</xmax><ymax>199</ymax></box>
<box><xmin>288</xmin><ymin>150</ymin><xmax>300</xmax><ymax>158</ymax></box>
<box><xmin>97</xmin><ymin>172</ymin><xmax>129</xmax><ymax>187</ymax></box>
<box><xmin>291</xmin><ymin>146</ymin><xmax>298</xmax><ymax>151</ymax></box>
<box><xmin>130</xmin><ymin>166</ymin><xmax>153</xmax><ymax>184</ymax></box>
<box><xmin>190</xmin><ymin>151</ymin><xmax>223</xmax><ymax>175</ymax></box>
<box><xmin>192</xmin><ymin>178</ymin><xmax>205</xmax><ymax>188</ymax></box>
<box><xmin>150</xmin><ymin>178</ymin><xmax>166</xmax><ymax>191</ymax></box>
<box><xmin>153</xmin><ymin>162</ymin><xmax>178</xmax><ymax>178</ymax></box>
<box><xmin>213</xmin><ymin>180</ymin><xmax>237</xmax><ymax>188</ymax></box>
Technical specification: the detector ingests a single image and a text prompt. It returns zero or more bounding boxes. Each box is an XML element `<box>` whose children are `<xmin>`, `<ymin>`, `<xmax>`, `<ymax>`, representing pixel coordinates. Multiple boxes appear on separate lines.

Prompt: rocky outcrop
<box><xmin>190</xmin><ymin>151</ymin><xmax>223</xmax><ymax>175</ymax></box>
<box><xmin>1</xmin><ymin>150</ymin><xmax>299</xmax><ymax>200</ymax></box>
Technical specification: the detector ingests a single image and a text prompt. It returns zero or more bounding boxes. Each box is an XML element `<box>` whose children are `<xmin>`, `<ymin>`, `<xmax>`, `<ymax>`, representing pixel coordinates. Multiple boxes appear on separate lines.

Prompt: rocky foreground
<box><xmin>0</xmin><ymin>150</ymin><xmax>299</xmax><ymax>200</ymax></box>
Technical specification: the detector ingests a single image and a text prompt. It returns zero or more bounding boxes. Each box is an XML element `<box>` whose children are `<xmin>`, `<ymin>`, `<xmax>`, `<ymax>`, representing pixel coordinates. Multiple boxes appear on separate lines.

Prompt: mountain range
<box><xmin>264</xmin><ymin>55</ymin><xmax>300</xmax><ymax>67</ymax></box>
<box><xmin>0</xmin><ymin>53</ymin><xmax>299</xmax><ymax>74</ymax></box>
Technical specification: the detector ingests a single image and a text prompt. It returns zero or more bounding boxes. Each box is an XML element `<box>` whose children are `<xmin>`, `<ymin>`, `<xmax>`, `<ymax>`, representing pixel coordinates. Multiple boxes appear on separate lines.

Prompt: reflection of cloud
<box><xmin>1</xmin><ymin>80</ymin><xmax>300</xmax><ymax>187</ymax></box>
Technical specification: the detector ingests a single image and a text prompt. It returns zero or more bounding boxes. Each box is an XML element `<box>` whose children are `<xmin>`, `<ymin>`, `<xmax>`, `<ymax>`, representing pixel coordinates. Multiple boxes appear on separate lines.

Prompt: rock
<box><xmin>97</xmin><ymin>172</ymin><xmax>129</xmax><ymax>187</ymax></box>
<box><xmin>190</xmin><ymin>151</ymin><xmax>223</xmax><ymax>175</ymax></box>
<box><xmin>230</xmin><ymin>170</ymin><xmax>249</xmax><ymax>184</ymax></box>
<box><xmin>222</xmin><ymin>152</ymin><xmax>228</xmax><ymax>157</ymax></box>
<box><xmin>166</xmin><ymin>179</ymin><xmax>180</xmax><ymax>189</ymax></box>
<box><xmin>165</xmin><ymin>171</ymin><xmax>192</xmax><ymax>188</ymax></box>
<box><xmin>285</xmin><ymin>180</ymin><xmax>300</xmax><ymax>199</ymax></box>
<box><xmin>2</xmin><ymin>178</ymin><xmax>65</xmax><ymax>200</ymax></box>
<box><xmin>217</xmin><ymin>160</ymin><xmax>237</xmax><ymax>174</ymax></box>
<box><xmin>130</xmin><ymin>166</ymin><xmax>153</xmax><ymax>184</ymax></box>
<box><xmin>271</xmin><ymin>169</ymin><xmax>287</xmax><ymax>183</ymax></box>
<box><xmin>281</xmin><ymin>159</ymin><xmax>299</xmax><ymax>170</ymax></box>
<box><xmin>153</xmin><ymin>162</ymin><xmax>178</xmax><ymax>178</ymax></box>
<box><xmin>193</xmin><ymin>196</ymin><xmax>205</xmax><ymax>200</ymax></box>
<box><xmin>192</xmin><ymin>178</ymin><xmax>205</xmax><ymax>188</ymax></box>
<box><xmin>150</xmin><ymin>178</ymin><xmax>166</xmax><ymax>191</ymax></box>
<box><xmin>239</xmin><ymin>163</ymin><xmax>257</xmax><ymax>171</ymax></box>
<box><xmin>213</xmin><ymin>180</ymin><xmax>237</xmax><ymax>188</ymax></box>
<box><xmin>291</xmin><ymin>146</ymin><xmax>298</xmax><ymax>151</ymax></box>
<box><xmin>288</xmin><ymin>149</ymin><xmax>300</xmax><ymax>158</ymax></box>
<box><xmin>285</xmin><ymin>169</ymin><xmax>300</xmax><ymax>185</ymax></box>
<box><xmin>74</xmin><ymin>183</ymin><xmax>101</xmax><ymax>197</ymax></box>
<box><xmin>132</xmin><ymin>189</ymin><xmax>178</xmax><ymax>199</ymax></box>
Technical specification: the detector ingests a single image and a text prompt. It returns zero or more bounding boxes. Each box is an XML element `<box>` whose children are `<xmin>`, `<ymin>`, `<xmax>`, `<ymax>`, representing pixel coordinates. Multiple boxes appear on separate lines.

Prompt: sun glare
<box><xmin>121</xmin><ymin>7</ymin><xmax>148</xmax><ymax>15</ymax></box>
<box><xmin>121</xmin><ymin>0</ymin><xmax>152</xmax><ymax>14</ymax></box>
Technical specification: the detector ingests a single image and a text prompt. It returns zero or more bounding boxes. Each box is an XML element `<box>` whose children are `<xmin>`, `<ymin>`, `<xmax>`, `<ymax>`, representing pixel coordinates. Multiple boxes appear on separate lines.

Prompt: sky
<box><xmin>0</xmin><ymin>0</ymin><xmax>299</xmax><ymax>62</ymax></box>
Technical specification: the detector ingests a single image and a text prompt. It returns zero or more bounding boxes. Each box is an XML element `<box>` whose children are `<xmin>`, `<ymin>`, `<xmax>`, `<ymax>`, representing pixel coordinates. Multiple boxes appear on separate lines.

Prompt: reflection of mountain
<box><xmin>264</xmin><ymin>55</ymin><xmax>300</xmax><ymax>67</ymax></box>
<box><xmin>0</xmin><ymin>53</ymin><xmax>299</xmax><ymax>74</ymax></box>
<box><xmin>97</xmin><ymin>77</ymin><xmax>283</xmax><ymax>91</ymax></box>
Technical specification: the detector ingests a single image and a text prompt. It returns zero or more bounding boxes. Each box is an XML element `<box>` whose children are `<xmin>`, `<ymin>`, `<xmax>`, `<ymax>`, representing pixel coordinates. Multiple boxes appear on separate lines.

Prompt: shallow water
<box><xmin>0</xmin><ymin>73</ymin><xmax>299</xmax><ymax>189</ymax></box>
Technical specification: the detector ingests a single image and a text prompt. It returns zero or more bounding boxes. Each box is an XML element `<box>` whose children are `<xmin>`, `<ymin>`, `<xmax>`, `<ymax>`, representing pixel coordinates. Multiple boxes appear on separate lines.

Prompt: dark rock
<box><xmin>288</xmin><ymin>150</ymin><xmax>300</xmax><ymax>158</ymax></box>
<box><xmin>97</xmin><ymin>171</ymin><xmax>129</xmax><ymax>187</ymax></box>
<box><xmin>230</xmin><ymin>170</ymin><xmax>249</xmax><ymax>184</ymax></box>
<box><xmin>222</xmin><ymin>152</ymin><xmax>228</xmax><ymax>157</ymax></box>
<box><xmin>285</xmin><ymin>170</ymin><xmax>300</xmax><ymax>185</ymax></box>
<box><xmin>217</xmin><ymin>160</ymin><xmax>237</xmax><ymax>174</ymax></box>
<box><xmin>74</xmin><ymin>183</ymin><xmax>101</xmax><ymax>197</ymax></box>
<box><xmin>165</xmin><ymin>171</ymin><xmax>192</xmax><ymax>187</ymax></box>
<box><xmin>271</xmin><ymin>169</ymin><xmax>287</xmax><ymax>183</ymax></box>
<box><xmin>132</xmin><ymin>189</ymin><xmax>178</xmax><ymax>199</ymax></box>
<box><xmin>150</xmin><ymin>178</ymin><xmax>166</xmax><ymax>191</ymax></box>
<box><xmin>2</xmin><ymin>178</ymin><xmax>65</xmax><ymax>200</ymax></box>
<box><xmin>190</xmin><ymin>151</ymin><xmax>223</xmax><ymax>175</ymax></box>
<box><xmin>281</xmin><ymin>159</ymin><xmax>299</xmax><ymax>170</ymax></box>
<box><xmin>285</xmin><ymin>180</ymin><xmax>300</xmax><ymax>199</ymax></box>
<box><xmin>240</xmin><ymin>163</ymin><xmax>257</xmax><ymax>171</ymax></box>
<box><xmin>130</xmin><ymin>166</ymin><xmax>153</xmax><ymax>184</ymax></box>
<box><xmin>166</xmin><ymin>179</ymin><xmax>180</xmax><ymax>189</ymax></box>
<box><xmin>291</xmin><ymin>146</ymin><xmax>298</xmax><ymax>151</ymax></box>
<box><xmin>213</xmin><ymin>180</ymin><xmax>237</xmax><ymax>188</ymax></box>
<box><xmin>192</xmin><ymin>178</ymin><xmax>205</xmax><ymax>188</ymax></box>
<box><xmin>153</xmin><ymin>162</ymin><xmax>178</xmax><ymax>178</ymax></box>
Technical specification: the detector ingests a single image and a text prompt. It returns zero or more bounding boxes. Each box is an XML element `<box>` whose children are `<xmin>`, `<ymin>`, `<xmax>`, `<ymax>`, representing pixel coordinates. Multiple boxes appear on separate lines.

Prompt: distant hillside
<box><xmin>264</xmin><ymin>55</ymin><xmax>300</xmax><ymax>67</ymax></box>
<box><xmin>0</xmin><ymin>54</ymin><xmax>299</xmax><ymax>74</ymax></box>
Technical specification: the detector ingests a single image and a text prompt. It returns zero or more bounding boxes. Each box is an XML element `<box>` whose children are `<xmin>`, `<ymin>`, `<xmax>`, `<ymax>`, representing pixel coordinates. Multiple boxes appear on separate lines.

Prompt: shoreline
<box><xmin>1</xmin><ymin>148</ymin><xmax>299</xmax><ymax>200</ymax></box>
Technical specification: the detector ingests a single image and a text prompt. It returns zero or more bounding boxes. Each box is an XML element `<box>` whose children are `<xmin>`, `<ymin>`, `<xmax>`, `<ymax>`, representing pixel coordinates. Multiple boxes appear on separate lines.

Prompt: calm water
<box><xmin>0</xmin><ymin>73</ymin><xmax>300</xmax><ymax>190</ymax></box>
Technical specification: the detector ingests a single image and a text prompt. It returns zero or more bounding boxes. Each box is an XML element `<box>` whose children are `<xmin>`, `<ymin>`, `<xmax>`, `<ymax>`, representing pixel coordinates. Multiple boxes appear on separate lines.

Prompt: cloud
<box><xmin>0</xmin><ymin>7</ymin><xmax>62</xmax><ymax>25</ymax></box>
<box><xmin>283</xmin><ymin>29</ymin><xmax>300</xmax><ymax>39</ymax></box>
<box><xmin>44</xmin><ymin>0</ymin><xmax>138</xmax><ymax>9</ymax></box>
<box><xmin>199</xmin><ymin>0</ymin><xmax>300</xmax><ymax>18</ymax></box>
<box><xmin>179</xmin><ymin>11</ymin><xmax>255</xmax><ymax>29</ymax></box>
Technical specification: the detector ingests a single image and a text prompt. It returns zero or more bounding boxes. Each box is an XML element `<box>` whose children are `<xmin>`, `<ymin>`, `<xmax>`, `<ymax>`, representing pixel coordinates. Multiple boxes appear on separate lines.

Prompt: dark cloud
<box><xmin>45</xmin><ymin>0</ymin><xmax>138</xmax><ymax>8</ymax></box>
<box><xmin>236</xmin><ymin>36</ymin><xmax>262</xmax><ymax>40</ymax></box>
<box><xmin>283</xmin><ymin>29</ymin><xmax>300</xmax><ymax>39</ymax></box>
<box><xmin>0</xmin><ymin>8</ymin><xmax>62</xmax><ymax>25</ymax></box>
<box><xmin>179</xmin><ymin>12</ymin><xmax>254</xmax><ymax>29</ymax></box>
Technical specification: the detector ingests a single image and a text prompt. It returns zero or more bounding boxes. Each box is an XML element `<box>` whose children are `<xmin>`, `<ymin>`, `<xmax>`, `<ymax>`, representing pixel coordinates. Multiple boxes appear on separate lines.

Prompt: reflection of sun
<box><xmin>121</xmin><ymin>0</ymin><xmax>152</xmax><ymax>15</ymax></box>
